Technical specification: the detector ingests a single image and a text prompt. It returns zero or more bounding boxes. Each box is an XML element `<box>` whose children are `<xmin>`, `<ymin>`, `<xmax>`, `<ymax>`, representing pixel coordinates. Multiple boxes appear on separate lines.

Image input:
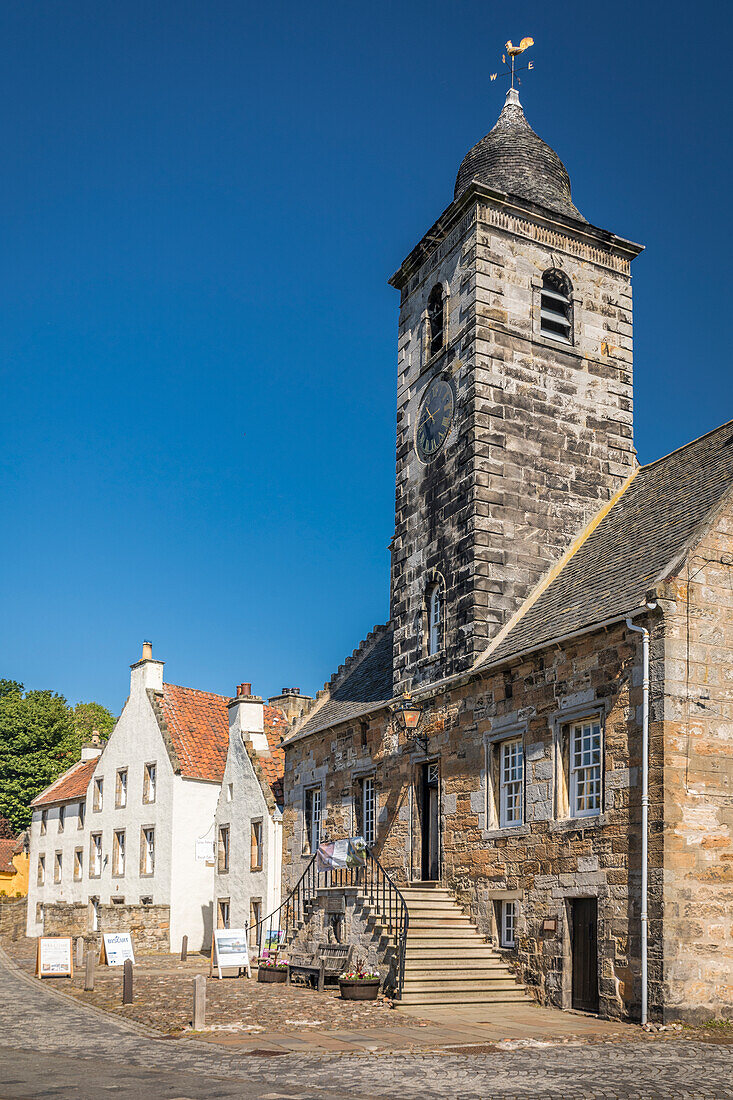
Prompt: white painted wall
<box><xmin>170</xmin><ymin>776</ymin><xmax>217</xmax><ymax>950</ymax></box>
<box><xmin>26</xmin><ymin>790</ymin><xmax>93</xmax><ymax>935</ymax></box>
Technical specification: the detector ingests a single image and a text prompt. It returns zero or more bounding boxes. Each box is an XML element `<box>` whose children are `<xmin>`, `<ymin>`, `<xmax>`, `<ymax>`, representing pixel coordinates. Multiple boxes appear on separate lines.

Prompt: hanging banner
<box><xmin>316</xmin><ymin>836</ymin><xmax>367</xmax><ymax>872</ymax></box>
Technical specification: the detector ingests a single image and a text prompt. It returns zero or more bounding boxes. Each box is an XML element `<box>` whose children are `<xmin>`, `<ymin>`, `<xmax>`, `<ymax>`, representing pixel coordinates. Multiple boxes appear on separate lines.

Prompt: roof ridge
<box><xmin>640</xmin><ymin>417</ymin><xmax>733</xmax><ymax>471</ymax></box>
<box><xmin>162</xmin><ymin>681</ymin><xmax>230</xmax><ymax>701</ymax></box>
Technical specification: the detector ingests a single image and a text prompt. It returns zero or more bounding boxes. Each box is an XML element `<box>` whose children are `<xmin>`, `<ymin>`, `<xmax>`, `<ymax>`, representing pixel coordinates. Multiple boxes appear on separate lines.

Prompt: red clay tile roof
<box><xmin>158</xmin><ymin>683</ymin><xmax>230</xmax><ymax>783</ymax></box>
<box><xmin>258</xmin><ymin>706</ymin><xmax>287</xmax><ymax>806</ymax></box>
<box><xmin>31</xmin><ymin>758</ymin><xmax>98</xmax><ymax>808</ymax></box>
<box><xmin>0</xmin><ymin>837</ymin><xmax>17</xmax><ymax>875</ymax></box>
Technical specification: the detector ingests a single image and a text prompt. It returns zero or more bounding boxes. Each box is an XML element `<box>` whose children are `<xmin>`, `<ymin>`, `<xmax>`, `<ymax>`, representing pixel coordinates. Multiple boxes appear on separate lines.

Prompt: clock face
<box><xmin>416</xmin><ymin>377</ymin><xmax>454</xmax><ymax>461</ymax></box>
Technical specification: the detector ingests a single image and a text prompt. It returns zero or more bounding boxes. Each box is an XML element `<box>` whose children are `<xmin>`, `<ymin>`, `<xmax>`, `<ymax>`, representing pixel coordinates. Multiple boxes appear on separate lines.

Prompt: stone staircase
<box><xmin>398</xmin><ymin>884</ymin><xmax>531</xmax><ymax>1007</ymax></box>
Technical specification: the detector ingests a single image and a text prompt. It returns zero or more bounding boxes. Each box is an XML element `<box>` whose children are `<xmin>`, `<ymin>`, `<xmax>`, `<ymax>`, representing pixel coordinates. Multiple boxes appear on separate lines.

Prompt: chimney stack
<box><xmin>142</xmin><ymin>640</ymin><xmax>153</xmax><ymax>661</ymax></box>
<box><xmin>268</xmin><ymin>686</ymin><xmax>313</xmax><ymax>724</ymax></box>
<box><xmin>130</xmin><ymin>640</ymin><xmax>164</xmax><ymax>695</ymax></box>
<box><xmin>227</xmin><ymin>682</ymin><xmax>267</xmax><ymax>753</ymax></box>
<box><xmin>81</xmin><ymin>730</ymin><xmax>104</xmax><ymax>763</ymax></box>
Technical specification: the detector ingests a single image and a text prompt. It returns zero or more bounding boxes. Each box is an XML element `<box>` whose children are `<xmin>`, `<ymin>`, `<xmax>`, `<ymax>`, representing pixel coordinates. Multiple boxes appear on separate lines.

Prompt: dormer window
<box><xmin>540</xmin><ymin>269</ymin><xmax>573</xmax><ymax>343</ymax></box>
<box><xmin>428</xmin><ymin>584</ymin><xmax>443</xmax><ymax>656</ymax></box>
<box><xmin>427</xmin><ymin>285</ymin><xmax>444</xmax><ymax>357</ymax></box>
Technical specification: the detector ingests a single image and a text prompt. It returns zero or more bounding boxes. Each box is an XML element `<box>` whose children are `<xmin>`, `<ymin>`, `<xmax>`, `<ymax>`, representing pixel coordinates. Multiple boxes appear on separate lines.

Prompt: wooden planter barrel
<box><xmin>338</xmin><ymin>978</ymin><xmax>380</xmax><ymax>1001</ymax></box>
<box><xmin>258</xmin><ymin>966</ymin><xmax>287</xmax><ymax>983</ymax></box>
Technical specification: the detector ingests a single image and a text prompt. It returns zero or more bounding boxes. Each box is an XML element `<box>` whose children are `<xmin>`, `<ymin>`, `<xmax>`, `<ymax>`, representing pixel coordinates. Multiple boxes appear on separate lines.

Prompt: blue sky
<box><xmin>1</xmin><ymin>0</ymin><xmax>730</xmax><ymax>714</ymax></box>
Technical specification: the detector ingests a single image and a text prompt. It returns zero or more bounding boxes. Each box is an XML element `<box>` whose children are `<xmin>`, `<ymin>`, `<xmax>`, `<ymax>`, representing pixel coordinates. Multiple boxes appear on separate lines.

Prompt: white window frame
<box><xmin>500</xmin><ymin>900</ymin><xmax>516</xmax><ymax>948</ymax></box>
<box><xmin>73</xmin><ymin>848</ymin><xmax>83</xmax><ymax>881</ymax></box>
<box><xmin>570</xmin><ymin>718</ymin><xmax>603</xmax><ymax>818</ymax></box>
<box><xmin>428</xmin><ymin>585</ymin><xmax>442</xmax><ymax>656</ymax></box>
<box><xmin>78</xmin><ymin>800</ymin><xmax>85</xmax><ymax>829</ymax></box>
<box><xmin>143</xmin><ymin>762</ymin><xmax>157</xmax><ymax>804</ymax></box>
<box><xmin>54</xmin><ymin>851</ymin><xmax>62</xmax><ymax>884</ymax></box>
<box><xmin>93</xmin><ymin>777</ymin><xmax>103</xmax><ymax>812</ymax></box>
<box><xmin>362</xmin><ymin>776</ymin><xmax>376</xmax><ymax>847</ymax></box>
<box><xmin>499</xmin><ymin>739</ymin><xmax>524</xmax><ymax>828</ymax></box>
<box><xmin>112</xmin><ymin>829</ymin><xmax>125</xmax><ymax>877</ymax></box>
<box><xmin>218</xmin><ymin>897</ymin><xmax>230</xmax><ymax>929</ymax></box>
<box><xmin>115</xmin><ymin>768</ymin><xmax>128</xmax><ymax>809</ymax></box>
<box><xmin>218</xmin><ymin>825</ymin><xmax>230</xmax><ymax>874</ymax></box>
<box><xmin>141</xmin><ymin>827</ymin><xmax>155</xmax><ymax>876</ymax></box>
<box><xmin>303</xmin><ymin>786</ymin><xmax>322</xmax><ymax>854</ymax></box>
<box><xmin>90</xmin><ymin>833</ymin><xmax>102</xmax><ymax>878</ymax></box>
<box><xmin>37</xmin><ymin>854</ymin><xmax>45</xmax><ymax>886</ymax></box>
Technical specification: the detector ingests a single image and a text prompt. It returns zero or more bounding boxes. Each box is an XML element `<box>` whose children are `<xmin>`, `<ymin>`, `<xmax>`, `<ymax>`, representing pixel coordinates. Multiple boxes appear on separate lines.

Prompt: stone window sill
<box><xmin>482</xmin><ymin>824</ymin><xmax>531</xmax><ymax>841</ymax></box>
<box><xmin>548</xmin><ymin>814</ymin><xmax>606</xmax><ymax>834</ymax></box>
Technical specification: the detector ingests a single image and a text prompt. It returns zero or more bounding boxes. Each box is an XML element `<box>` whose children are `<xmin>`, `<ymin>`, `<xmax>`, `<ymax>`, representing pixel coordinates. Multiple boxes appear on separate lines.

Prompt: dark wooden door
<box><xmin>571</xmin><ymin>898</ymin><xmax>599</xmax><ymax>1012</ymax></box>
<box><xmin>420</xmin><ymin>762</ymin><xmax>440</xmax><ymax>881</ymax></box>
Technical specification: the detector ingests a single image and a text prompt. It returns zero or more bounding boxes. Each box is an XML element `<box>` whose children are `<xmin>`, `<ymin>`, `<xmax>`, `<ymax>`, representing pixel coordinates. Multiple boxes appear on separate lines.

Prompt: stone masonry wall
<box><xmin>658</xmin><ymin>494</ymin><xmax>733</xmax><ymax>1021</ymax></box>
<box><xmin>286</xmin><ymin>889</ymin><xmax>396</xmax><ymax>990</ymax></box>
<box><xmin>391</xmin><ymin>195</ymin><xmax>638</xmax><ymax>694</ymax></box>
<box><xmin>0</xmin><ymin>897</ymin><xmax>28</xmax><ymax>942</ymax></box>
<box><xmin>284</xmin><ymin>618</ymin><xmax>658</xmax><ymax>1020</ymax></box>
<box><xmin>42</xmin><ymin>901</ymin><xmax>170</xmax><ymax>953</ymax></box>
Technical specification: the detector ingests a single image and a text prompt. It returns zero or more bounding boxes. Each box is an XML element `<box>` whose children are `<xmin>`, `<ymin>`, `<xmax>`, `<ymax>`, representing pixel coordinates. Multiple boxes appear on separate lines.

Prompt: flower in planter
<box><xmin>259</xmin><ymin>958</ymin><xmax>289</xmax><ymax>970</ymax></box>
<box><xmin>339</xmin><ymin>967</ymin><xmax>380</xmax><ymax>981</ymax></box>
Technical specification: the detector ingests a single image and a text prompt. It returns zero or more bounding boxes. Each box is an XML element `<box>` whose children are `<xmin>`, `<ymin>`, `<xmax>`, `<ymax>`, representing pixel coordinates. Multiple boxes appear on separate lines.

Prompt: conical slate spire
<box><xmin>454</xmin><ymin>88</ymin><xmax>585</xmax><ymax>222</ymax></box>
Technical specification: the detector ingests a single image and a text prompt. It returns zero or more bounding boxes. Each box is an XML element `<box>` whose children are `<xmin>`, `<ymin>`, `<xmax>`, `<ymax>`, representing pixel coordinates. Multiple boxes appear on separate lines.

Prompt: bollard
<box><xmin>122</xmin><ymin>958</ymin><xmax>133</xmax><ymax>1004</ymax></box>
<box><xmin>192</xmin><ymin>974</ymin><xmax>206</xmax><ymax>1030</ymax></box>
<box><xmin>180</xmin><ymin>934</ymin><xmax>188</xmax><ymax>962</ymax></box>
<box><xmin>75</xmin><ymin>937</ymin><xmax>84</xmax><ymax>969</ymax></box>
<box><xmin>84</xmin><ymin>949</ymin><xmax>96</xmax><ymax>991</ymax></box>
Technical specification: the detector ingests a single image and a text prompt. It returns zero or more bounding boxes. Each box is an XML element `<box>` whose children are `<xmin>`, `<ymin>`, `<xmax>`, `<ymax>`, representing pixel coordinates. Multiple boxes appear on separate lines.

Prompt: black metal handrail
<box><xmin>248</xmin><ymin>843</ymin><xmax>410</xmax><ymax>996</ymax></box>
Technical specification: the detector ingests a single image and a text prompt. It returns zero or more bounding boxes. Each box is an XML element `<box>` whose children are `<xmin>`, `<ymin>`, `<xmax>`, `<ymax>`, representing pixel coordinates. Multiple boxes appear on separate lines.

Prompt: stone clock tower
<box><xmin>389</xmin><ymin>88</ymin><xmax>643</xmax><ymax>695</ymax></box>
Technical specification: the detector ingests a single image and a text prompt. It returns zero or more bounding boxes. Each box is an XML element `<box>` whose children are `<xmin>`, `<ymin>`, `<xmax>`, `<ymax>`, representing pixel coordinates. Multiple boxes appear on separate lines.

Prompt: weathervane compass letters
<box><xmin>490</xmin><ymin>37</ymin><xmax>534</xmax><ymax>88</ymax></box>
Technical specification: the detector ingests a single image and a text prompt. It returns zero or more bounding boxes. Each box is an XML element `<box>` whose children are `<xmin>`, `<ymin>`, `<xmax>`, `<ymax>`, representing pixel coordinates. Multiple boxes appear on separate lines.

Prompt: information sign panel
<box><xmin>36</xmin><ymin>936</ymin><xmax>73</xmax><ymax>978</ymax></box>
<box><xmin>212</xmin><ymin>929</ymin><xmax>251</xmax><ymax>979</ymax></box>
<box><xmin>100</xmin><ymin>932</ymin><xmax>135</xmax><ymax>967</ymax></box>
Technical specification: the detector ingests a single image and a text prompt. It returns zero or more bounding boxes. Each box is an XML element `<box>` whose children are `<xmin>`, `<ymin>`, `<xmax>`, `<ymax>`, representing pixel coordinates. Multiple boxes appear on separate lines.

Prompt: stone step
<box><xmin>408</xmin><ymin>916</ymin><xmax>474</xmax><ymax>928</ymax></box>
<box><xmin>399</xmin><ymin>990</ymin><xmax>530</xmax><ymax>1006</ymax></box>
<box><xmin>402</xmin><ymin>977</ymin><xmax>521</xmax><ymax>994</ymax></box>
<box><xmin>403</xmin><ymin>899</ymin><xmax>463</xmax><ymax>912</ymax></box>
<box><xmin>404</xmin><ymin>948</ymin><xmax>502</xmax><ymax>962</ymax></box>
<box><xmin>403</xmin><ymin>959</ymin><xmax>508</xmax><ymax>973</ymax></box>
<box><xmin>406</xmin><ymin>928</ymin><xmax>487</xmax><ymax>941</ymax></box>
<box><xmin>401</xmin><ymin>889</ymin><xmax>454</xmax><ymax>900</ymax></box>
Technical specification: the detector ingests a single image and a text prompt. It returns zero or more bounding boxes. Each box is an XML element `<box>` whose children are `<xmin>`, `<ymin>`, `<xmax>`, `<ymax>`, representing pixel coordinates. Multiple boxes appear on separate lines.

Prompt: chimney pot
<box><xmin>142</xmin><ymin>641</ymin><xmax>153</xmax><ymax>661</ymax></box>
<box><xmin>236</xmin><ymin>683</ymin><xmax>251</xmax><ymax>697</ymax></box>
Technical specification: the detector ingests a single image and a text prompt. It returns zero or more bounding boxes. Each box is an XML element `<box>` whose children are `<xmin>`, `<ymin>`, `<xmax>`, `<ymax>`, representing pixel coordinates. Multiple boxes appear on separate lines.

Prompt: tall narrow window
<box><xmin>141</xmin><ymin>827</ymin><xmax>155</xmax><ymax>876</ymax></box>
<box><xmin>250</xmin><ymin>821</ymin><xmax>263</xmax><ymax>871</ymax></box>
<box><xmin>570</xmin><ymin>719</ymin><xmax>603</xmax><ymax>817</ymax></box>
<box><xmin>40</xmin><ymin>809</ymin><xmax>47</xmax><ymax>835</ymax></box>
<box><xmin>428</xmin><ymin>584</ymin><xmax>442</xmax><ymax>656</ymax></box>
<box><xmin>218</xmin><ymin>825</ymin><xmax>230</xmax><ymax>873</ymax></box>
<box><xmin>362</xmin><ymin>776</ymin><xmax>376</xmax><ymax>847</ymax></box>
<box><xmin>143</xmin><ymin>762</ymin><xmax>157</xmax><ymax>804</ymax></box>
<box><xmin>90</xmin><ymin>833</ymin><xmax>102</xmax><ymax>878</ymax></box>
<box><xmin>54</xmin><ymin>851</ymin><xmax>62</xmax><ymax>883</ymax></box>
<box><xmin>78</xmin><ymin>801</ymin><xmax>86</xmax><ymax>829</ymax></box>
<box><xmin>499</xmin><ymin>740</ymin><xmax>524</xmax><ymax>827</ymax></box>
<box><xmin>427</xmin><ymin>284</ymin><xmax>444</xmax><ymax>357</ymax></box>
<box><xmin>58</xmin><ymin>805</ymin><xmax>65</xmax><ymax>833</ymax></box>
<box><xmin>37</xmin><ymin>855</ymin><xmax>45</xmax><ymax>886</ymax></box>
<box><xmin>303</xmin><ymin>786</ymin><xmax>322</xmax><ymax>854</ymax></box>
<box><xmin>217</xmin><ymin>897</ymin><xmax>230</xmax><ymax>929</ymax></box>
<box><xmin>113</xmin><ymin>829</ymin><xmax>126</xmax><ymax>876</ymax></box>
<box><xmin>249</xmin><ymin>899</ymin><xmax>262</xmax><ymax>949</ymax></box>
<box><xmin>73</xmin><ymin>848</ymin><xmax>83</xmax><ymax>881</ymax></box>
<box><xmin>540</xmin><ymin>269</ymin><xmax>572</xmax><ymax>343</ymax></box>
<box><xmin>500</xmin><ymin>900</ymin><xmax>516</xmax><ymax>947</ymax></box>
<box><xmin>93</xmin><ymin>777</ymin><xmax>103</xmax><ymax>812</ymax></box>
<box><xmin>115</xmin><ymin>768</ymin><xmax>128</xmax><ymax>808</ymax></box>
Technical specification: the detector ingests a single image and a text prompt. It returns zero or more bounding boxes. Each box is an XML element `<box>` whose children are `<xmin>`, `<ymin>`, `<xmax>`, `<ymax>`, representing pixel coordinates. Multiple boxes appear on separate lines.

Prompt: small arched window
<box><xmin>540</xmin><ymin>269</ymin><xmax>572</xmax><ymax>343</ymax></box>
<box><xmin>428</xmin><ymin>584</ymin><xmax>443</xmax><ymax>656</ymax></box>
<box><xmin>427</xmin><ymin>285</ymin><xmax>444</xmax><ymax>357</ymax></box>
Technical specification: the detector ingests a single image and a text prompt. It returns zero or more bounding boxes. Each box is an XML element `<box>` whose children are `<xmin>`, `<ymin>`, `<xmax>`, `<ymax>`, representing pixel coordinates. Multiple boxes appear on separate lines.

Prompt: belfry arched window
<box><xmin>427</xmin><ymin>285</ymin><xmax>445</xmax><ymax>357</ymax></box>
<box><xmin>428</xmin><ymin>583</ymin><xmax>443</xmax><ymax>656</ymax></box>
<box><xmin>540</xmin><ymin>269</ymin><xmax>573</xmax><ymax>343</ymax></box>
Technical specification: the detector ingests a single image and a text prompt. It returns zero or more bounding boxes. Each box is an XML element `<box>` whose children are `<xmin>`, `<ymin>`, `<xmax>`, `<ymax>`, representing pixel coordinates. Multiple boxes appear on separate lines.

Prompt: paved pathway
<box><xmin>2</xmin><ymin>946</ymin><xmax>733</xmax><ymax>1098</ymax></box>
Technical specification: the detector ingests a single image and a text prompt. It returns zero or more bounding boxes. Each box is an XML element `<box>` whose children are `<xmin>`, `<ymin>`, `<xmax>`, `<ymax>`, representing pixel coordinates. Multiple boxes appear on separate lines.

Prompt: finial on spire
<box><xmin>490</xmin><ymin>36</ymin><xmax>534</xmax><ymax>90</ymax></box>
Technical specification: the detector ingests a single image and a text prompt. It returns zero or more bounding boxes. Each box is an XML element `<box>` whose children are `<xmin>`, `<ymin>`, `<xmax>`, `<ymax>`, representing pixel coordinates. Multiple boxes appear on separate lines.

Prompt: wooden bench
<box><xmin>286</xmin><ymin>943</ymin><xmax>355</xmax><ymax>992</ymax></box>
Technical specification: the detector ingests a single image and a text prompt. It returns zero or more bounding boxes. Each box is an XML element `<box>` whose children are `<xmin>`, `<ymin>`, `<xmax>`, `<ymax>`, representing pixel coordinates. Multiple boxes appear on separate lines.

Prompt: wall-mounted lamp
<box><xmin>393</xmin><ymin>693</ymin><xmax>429</xmax><ymax>753</ymax></box>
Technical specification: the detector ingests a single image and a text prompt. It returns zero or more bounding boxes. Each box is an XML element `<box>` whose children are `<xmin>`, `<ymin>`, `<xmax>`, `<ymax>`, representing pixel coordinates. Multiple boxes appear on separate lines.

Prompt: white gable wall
<box><xmin>170</xmin><ymin>775</ymin><xmax>217</xmax><ymax>951</ymax></box>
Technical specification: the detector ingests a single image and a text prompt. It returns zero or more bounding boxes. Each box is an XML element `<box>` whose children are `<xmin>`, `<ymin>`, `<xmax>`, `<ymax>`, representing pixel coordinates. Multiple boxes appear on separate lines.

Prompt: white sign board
<box><xmin>100</xmin><ymin>932</ymin><xmax>135</xmax><ymax>967</ymax></box>
<box><xmin>196</xmin><ymin>838</ymin><xmax>215</xmax><ymax>863</ymax></box>
<box><xmin>212</xmin><ymin>929</ymin><xmax>251</xmax><ymax>979</ymax></box>
<box><xmin>36</xmin><ymin>936</ymin><xmax>73</xmax><ymax>978</ymax></box>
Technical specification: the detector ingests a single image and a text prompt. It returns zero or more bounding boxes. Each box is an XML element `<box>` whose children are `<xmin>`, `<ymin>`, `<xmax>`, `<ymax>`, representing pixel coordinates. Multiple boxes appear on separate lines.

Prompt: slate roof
<box><xmin>31</xmin><ymin>758</ymin><xmax>98</xmax><ymax>807</ymax></box>
<box><xmin>0</xmin><ymin>837</ymin><xmax>17</xmax><ymax>875</ymax></box>
<box><xmin>285</xmin><ymin>625</ymin><xmax>394</xmax><ymax>743</ymax></box>
<box><xmin>479</xmin><ymin>419</ymin><xmax>733</xmax><ymax>668</ymax></box>
<box><xmin>455</xmin><ymin>89</ymin><xmax>585</xmax><ymax>222</ymax></box>
<box><xmin>157</xmin><ymin>683</ymin><xmax>230</xmax><ymax>784</ymax></box>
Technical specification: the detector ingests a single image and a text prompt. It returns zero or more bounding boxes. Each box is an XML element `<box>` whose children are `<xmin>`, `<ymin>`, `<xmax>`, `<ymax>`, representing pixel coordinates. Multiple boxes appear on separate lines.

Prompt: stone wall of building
<box><xmin>658</xmin><ymin>496</ymin><xmax>733</xmax><ymax>1021</ymax></box>
<box><xmin>284</xmin><ymin>618</ymin><xmax>659</xmax><ymax>1020</ymax></box>
<box><xmin>0</xmin><ymin>897</ymin><xmax>28</xmax><ymax>942</ymax></box>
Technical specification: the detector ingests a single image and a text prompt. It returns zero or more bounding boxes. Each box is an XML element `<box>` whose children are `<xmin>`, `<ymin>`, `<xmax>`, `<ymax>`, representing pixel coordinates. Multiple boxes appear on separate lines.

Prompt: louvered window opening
<box><xmin>540</xmin><ymin>273</ymin><xmax>572</xmax><ymax>343</ymax></box>
<box><xmin>427</xmin><ymin>285</ymin><xmax>444</xmax><ymax>357</ymax></box>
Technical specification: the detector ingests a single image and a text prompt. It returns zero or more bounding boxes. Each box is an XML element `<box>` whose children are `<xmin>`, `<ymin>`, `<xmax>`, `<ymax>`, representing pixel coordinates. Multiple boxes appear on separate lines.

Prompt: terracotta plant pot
<box><xmin>258</xmin><ymin>966</ymin><xmax>287</xmax><ymax>983</ymax></box>
<box><xmin>338</xmin><ymin>978</ymin><xmax>381</xmax><ymax>1000</ymax></box>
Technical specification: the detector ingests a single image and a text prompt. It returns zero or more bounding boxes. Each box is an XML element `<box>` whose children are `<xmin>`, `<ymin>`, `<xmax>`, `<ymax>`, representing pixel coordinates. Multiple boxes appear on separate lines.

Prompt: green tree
<box><xmin>0</xmin><ymin>684</ymin><xmax>114</xmax><ymax>833</ymax></box>
<box><xmin>72</xmin><ymin>701</ymin><xmax>115</xmax><ymax>744</ymax></box>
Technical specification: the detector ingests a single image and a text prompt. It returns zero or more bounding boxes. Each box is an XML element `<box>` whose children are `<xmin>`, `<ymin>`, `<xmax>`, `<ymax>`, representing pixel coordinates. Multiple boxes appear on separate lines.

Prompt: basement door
<box><xmin>420</xmin><ymin>761</ymin><xmax>440</xmax><ymax>881</ymax></box>
<box><xmin>571</xmin><ymin>898</ymin><xmax>599</xmax><ymax>1013</ymax></box>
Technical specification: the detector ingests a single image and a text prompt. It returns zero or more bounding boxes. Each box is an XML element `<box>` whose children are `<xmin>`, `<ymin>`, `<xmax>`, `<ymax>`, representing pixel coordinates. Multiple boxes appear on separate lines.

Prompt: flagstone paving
<box><xmin>3</xmin><ymin>943</ymin><xmax>733</xmax><ymax>1098</ymax></box>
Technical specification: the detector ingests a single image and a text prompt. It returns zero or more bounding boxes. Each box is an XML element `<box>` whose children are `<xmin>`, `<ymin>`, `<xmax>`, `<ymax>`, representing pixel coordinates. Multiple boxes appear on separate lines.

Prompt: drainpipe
<box><xmin>626</xmin><ymin>603</ymin><xmax>657</xmax><ymax>1027</ymax></box>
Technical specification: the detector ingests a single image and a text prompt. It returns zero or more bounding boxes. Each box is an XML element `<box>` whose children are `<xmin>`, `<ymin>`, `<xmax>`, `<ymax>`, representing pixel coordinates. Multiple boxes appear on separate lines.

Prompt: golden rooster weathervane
<box><xmin>491</xmin><ymin>37</ymin><xmax>534</xmax><ymax>89</ymax></box>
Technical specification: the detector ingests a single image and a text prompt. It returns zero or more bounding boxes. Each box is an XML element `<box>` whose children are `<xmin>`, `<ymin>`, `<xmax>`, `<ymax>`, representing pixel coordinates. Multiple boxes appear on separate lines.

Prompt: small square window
<box><xmin>111</xmin><ymin>896</ymin><xmax>125</xmax><ymax>905</ymax></box>
<box><xmin>140</xmin><ymin>895</ymin><xmax>153</xmax><ymax>906</ymax></box>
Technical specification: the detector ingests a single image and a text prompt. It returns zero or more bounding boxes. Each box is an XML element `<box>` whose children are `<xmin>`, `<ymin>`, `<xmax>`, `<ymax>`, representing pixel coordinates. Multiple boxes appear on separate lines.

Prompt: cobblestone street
<box><xmin>2</xmin><ymin>947</ymin><xmax>733</xmax><ymax>1098</ymax></box>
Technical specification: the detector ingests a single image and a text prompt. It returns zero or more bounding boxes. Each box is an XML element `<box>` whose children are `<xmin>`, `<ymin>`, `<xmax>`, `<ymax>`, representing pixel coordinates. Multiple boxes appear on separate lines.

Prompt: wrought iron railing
<box><xmin>248</xmin><ymin>844</ymin><xmax>410</xmax><ymax>996</ymax></box>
